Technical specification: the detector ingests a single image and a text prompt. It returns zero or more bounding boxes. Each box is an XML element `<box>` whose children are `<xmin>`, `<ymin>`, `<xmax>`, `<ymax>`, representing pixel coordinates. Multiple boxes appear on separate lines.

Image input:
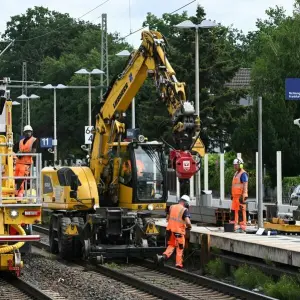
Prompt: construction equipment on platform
<box><xmin>0</xmin><ymin>78</ymin><xmax>41</xmax><ymax>276</ymax></box>
<box><xmin>264</xmin><ymin>203</ymin><xmax>300</xmax><ymax>234</ymax></box>
<box><xmin>42</xmin><ymin>30</ymin><xmax>205</xmax><ymax>263</ymax></box>
<box><xmin>264</xmin><ymin>120</ymin><xmax>300</xmax><ymax>234</ymax></box>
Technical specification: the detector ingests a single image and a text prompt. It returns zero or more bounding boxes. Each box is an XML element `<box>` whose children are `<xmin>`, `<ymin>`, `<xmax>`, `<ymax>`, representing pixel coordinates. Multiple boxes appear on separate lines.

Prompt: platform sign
<box><xmin>40</xmin><ymin>137</ymin><xmax>53</xmax><ymax>148</ymax></box>
<box><xmin>285</xmin><ymin>78</ymin><xmax>300</xmax><ymax>100</ymax></box>
<box><xmin>85</xmin><ymin>126</ymin><xmax>94</xmax><ymax>144</ymax></box>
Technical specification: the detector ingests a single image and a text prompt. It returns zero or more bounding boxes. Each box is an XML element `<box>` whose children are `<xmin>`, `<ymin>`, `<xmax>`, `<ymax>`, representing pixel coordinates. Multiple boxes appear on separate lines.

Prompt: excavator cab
<box><xmin>118</xmin><ymin>140</ymin><xmax>167</xmax><ymax>212</ymax></box>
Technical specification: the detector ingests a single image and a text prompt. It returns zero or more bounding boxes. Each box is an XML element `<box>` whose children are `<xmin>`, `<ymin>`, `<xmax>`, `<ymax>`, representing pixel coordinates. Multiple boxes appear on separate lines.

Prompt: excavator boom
<box><xmin>91</xmin><ymin>30</ymin><xmax>204</xmax><ymax>196</ymax></box>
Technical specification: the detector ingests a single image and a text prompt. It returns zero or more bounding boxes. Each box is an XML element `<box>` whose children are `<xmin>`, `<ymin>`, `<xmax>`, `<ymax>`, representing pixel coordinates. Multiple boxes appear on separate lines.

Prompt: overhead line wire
<box><xmin>118</xmin><ymin>0</ymin><xmax>196</xmax><ymax>41</ymax></box>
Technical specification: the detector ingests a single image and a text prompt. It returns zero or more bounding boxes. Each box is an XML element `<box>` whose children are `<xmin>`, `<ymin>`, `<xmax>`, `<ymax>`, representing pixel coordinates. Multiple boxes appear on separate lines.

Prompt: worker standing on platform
<box><xmin>230</xmin><ymin>158</ymin><xmax>248</xmax><ymax>233</ymax></box>
<box><xmin>13</xmin><ymin>125</ymin><xmax>38</xmax><ymax>197</ymax></box>
<box><xmin>155</xmin><ymin>195</ymin><xmax>192</xmax><ymax>268</ymax></box>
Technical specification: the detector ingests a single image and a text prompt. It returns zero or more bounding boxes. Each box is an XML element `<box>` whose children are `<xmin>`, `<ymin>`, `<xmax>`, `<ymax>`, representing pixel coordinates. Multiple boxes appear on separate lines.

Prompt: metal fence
<box><xmin>0</xmin><ymin>153</ymin><xmax>42</xmax><ymax>205</ymax></box>
<box><xmin>167</xmin><ymin>168</ymin><xmax>291</xmax><ymax>204</ymax></box>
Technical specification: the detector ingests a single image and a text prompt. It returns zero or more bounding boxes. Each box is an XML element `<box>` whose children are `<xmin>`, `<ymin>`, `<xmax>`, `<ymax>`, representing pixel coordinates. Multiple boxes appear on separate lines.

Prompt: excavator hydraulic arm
<box><xmin>90</xmin><ymin>30</ymin><xmax>205</xmax><ymax>196</ymax></box>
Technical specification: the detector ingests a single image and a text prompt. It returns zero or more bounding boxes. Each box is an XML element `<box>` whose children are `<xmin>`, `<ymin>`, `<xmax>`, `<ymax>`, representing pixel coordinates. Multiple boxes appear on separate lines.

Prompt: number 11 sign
<box><xmin>40</xmin><ymin>137</ymin><xmax>53</xmax><ymax>148</ymax></box>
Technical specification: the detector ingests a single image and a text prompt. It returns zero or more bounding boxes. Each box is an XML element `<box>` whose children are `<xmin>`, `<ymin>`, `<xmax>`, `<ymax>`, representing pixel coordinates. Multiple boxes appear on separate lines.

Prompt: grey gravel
<box><xmin>22</xmin><ymin>253</ymin><xmax>145</xmax><ymax>300</ymax></box>
<box><xmin>33</xmin><ymin>230</ymin><xmax>48</xmax><ymax>244</ymax></box>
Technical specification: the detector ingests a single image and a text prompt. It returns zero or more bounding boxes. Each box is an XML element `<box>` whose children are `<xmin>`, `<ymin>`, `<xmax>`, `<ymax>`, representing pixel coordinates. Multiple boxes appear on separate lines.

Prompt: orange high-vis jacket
<box><xmin>166</xmin><ymin>204</ymin><xmax>187</xmax><ymax>235</ymax></box>
<box><xmin>16</xmin><ymin>137</ymin><xmax>37</xmax><ymax>165</ymax></box>
<box><xmin>136</xmin><ymin>159</ymin><xmax>145</xmax><ymax>176</ymax></box>
<box><xmin>231</xmin><ymin>170</ymin><xmax>248</xmax><ymax>198</ymax></box>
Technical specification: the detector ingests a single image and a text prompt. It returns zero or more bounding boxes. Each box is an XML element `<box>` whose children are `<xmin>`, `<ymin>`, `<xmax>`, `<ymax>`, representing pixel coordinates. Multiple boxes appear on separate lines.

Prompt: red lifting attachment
<box><xmin>170</xmin><ymin>150</ymin><xmax>197</xmax><ymax>179</ymax></box>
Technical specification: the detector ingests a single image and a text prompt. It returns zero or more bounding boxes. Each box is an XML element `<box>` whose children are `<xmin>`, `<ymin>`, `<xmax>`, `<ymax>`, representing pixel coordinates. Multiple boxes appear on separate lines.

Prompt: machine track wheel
<box><xmin>72</xmin><ymin>217</ymin><xmax>84</xmax><ymax>258</ymax></box>
<box><xmin>49</xmin><ymin>216</ymin><xmax>59</xmax><ymax>254</ymax></box>
<box><xmin>58</xmin><ymin>217</ymin><xmax>73</xmax><ymax>259</ymax></box>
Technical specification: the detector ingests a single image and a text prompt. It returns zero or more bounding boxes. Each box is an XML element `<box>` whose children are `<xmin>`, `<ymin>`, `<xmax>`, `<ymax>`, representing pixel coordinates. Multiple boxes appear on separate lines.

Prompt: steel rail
<box><xmin>0</xmin><ymin>274</ymin><xmax>60</xmax><ymax>299</ymax></box>
<box><xmin>32</xmin><ymin>226</ymin><xmax>277</xmax><ymax>300</ymax></box>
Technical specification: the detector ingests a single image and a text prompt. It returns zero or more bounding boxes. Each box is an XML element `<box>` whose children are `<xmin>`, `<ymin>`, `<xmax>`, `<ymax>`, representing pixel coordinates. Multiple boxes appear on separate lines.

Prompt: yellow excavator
<box><xmin>42</xmin><ymin>30</ymin><xmax>205</xmax><ymax>262</ymax></box>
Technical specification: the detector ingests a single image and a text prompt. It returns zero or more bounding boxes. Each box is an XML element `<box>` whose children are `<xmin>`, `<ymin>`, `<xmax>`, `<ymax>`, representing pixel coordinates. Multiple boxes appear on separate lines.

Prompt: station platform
<box><xmin>155</xmin><ymin>218</ymin><xmax>300</xmax><ymax>268</ymax></box>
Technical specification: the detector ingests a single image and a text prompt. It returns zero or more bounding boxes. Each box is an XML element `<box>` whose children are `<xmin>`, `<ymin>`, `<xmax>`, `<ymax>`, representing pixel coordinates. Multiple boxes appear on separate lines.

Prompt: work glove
<box><xmin>239</xmin><ymin>196</ymin><xmax>247</xmax><ymax>204</ymax></box>
<box><xmin>185</xmin><ymin>228</ymin><xmax>191</xmax><ymax>239</ymax></box>
<box><xmin>239</xmin><ymin>196</ymin><xmax>244</xmax><ymax>204</ymax></box>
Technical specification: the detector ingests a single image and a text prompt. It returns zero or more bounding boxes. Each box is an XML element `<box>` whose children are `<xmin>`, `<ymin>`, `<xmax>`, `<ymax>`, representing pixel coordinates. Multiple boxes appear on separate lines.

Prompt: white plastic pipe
<box><xmin>256</xmin><ymin>152</ymin><xmax>258</xmax><ymax>207</ymax></box>
<box><xmin>204</xmin><ymin>154</ymin><xmax>208</xmax><ymax>190</ymax></box>
<box><xmin>220</xmin><ymin>153</ymin><xmax>225</xmax><ymax>201</ymax></box>
<box><xmin>190</xmin><ymin>175</ymin><xmax>194</xmax><ymax>200</ymax></box>
<box><xmin>277</xmin><ymin>151</ymin><xmax>282</xmax><ymax>205</ymax></box>
<box><xmin>176</xmin><ymin>177</ymin><xmax>180</xmax><ymax>200</ymax></box>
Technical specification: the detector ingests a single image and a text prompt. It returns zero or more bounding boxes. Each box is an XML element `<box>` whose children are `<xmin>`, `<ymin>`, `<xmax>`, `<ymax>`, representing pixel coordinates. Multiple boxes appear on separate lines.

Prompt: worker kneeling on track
<box><xmin>156</xmin><ymin>195</ymin><xmax>192</xmax><ymax>269</ymax></box>
<box><xmin>230</xmin><ymin>158</ymin><xmax>248</xmax><ymax>233</ymax></box>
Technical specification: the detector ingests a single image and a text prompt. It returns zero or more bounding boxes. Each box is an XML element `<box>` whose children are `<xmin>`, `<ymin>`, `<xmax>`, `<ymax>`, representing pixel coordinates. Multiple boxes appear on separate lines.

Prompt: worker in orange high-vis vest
<box><xmin>155</xmin><ymin>195</ymin><xmax>192</xmax><ymax>269</ymax></box>
<box><xmin>13</xmin><ymin>125</ymin><xmax>38</xmax><ymax>197</ymax></box>
<box><xmin>230</xmin><ymin>158</ymin><xmax>248</xmax><ymax>233</ymax></box>
<box><xmin>136</xmin><ymin>159</ymin><xmax>145</xmax><ymax>177</ymax></box>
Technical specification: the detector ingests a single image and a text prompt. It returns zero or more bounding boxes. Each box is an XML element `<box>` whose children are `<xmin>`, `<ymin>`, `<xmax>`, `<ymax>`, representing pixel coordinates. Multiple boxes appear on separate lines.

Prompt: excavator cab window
<box><xmin>57</xmin><ymin>168</ymin><xmax>81</xmax><ymax>187</ymax></box>
<box><xmin>131</xmin><ymin>144</ymin><xmax>167</xmax><ymax>203</ymax></box>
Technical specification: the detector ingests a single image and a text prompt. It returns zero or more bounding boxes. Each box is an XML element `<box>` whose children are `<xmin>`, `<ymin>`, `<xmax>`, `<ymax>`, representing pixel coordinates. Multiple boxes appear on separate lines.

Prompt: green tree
<box><xmin>142</xmin><ymin>5</ymin><xmax>248</xmax><ymax>150</ymax></box>
<box><xmin>232</xmin><ymin>3</ymin><xmax>300</xmax><ymax>185</ymax></box>
<box><xmin>0</xmin><ymin>6</ymin><xmax>131</xmax><ymax>161</ymax></box>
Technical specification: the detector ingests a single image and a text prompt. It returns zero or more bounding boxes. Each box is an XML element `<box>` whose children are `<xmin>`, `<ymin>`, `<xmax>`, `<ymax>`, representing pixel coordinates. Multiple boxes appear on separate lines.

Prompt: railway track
<box><xmin>0</xmin><ymin>273</ymin><xmax>64</xmax><ymax>299</ymax></box>
<box><xmin>32</xmin><ymin>225</ymin><xmax>277</xmax><ymax>300</ymax></box>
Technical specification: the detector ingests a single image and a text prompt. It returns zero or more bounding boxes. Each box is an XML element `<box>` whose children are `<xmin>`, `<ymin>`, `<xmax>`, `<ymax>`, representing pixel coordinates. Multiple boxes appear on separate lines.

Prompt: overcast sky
<box><xmin>0</xmin><ymin>0</ymin><xmax>296</xmax><ymax>47</ymax></box>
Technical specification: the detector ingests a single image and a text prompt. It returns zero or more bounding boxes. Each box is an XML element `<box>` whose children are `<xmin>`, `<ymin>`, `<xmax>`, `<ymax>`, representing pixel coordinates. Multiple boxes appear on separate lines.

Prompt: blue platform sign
<box><xmin>40</xmin><ymin>137</ymin><xmax>53</xmax><ymax>148</ymax></box>
<box><xmin>285</xmin><ymin>78</ymin><xmax>300</xmax><ymax>100</ymax></box>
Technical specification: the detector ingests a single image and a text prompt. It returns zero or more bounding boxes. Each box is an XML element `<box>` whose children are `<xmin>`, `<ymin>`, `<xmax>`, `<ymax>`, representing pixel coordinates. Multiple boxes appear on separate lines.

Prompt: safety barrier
<box><xmin>0</xmin><ymin>153</ymin><xmax>42</xmax><ymax>205</ymax></box>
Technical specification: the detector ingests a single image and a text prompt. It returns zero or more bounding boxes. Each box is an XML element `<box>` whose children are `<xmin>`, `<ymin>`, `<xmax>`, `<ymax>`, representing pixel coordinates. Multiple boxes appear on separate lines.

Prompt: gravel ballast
<box><xmin>22</xmin><ymin>253</ymin><xmax>146</xmax><ymax>300</ymax></box>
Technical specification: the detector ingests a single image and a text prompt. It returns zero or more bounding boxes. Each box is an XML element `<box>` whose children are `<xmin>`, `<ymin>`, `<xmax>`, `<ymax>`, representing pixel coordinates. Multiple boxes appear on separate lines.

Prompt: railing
<box><xmin>0</xmin><ymin>153</ymin><xmax>42</xmax><ymax>205</ymax></box>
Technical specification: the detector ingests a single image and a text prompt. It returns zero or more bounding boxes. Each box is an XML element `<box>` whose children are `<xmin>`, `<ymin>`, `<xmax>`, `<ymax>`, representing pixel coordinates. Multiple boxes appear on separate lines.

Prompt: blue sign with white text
<box><xmin>40</xmin><ymin>137</ymin><xmax>53</xmax><ymax>148</ymax></box>
<box><xmin>285</xmin><ymin>78</ymin><xmax>300</xmax><ymax>100</ymax></box>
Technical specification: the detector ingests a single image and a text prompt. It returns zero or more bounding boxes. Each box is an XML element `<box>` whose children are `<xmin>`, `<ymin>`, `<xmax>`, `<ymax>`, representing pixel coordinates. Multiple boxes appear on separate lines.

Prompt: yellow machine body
<box><xmin>42</xmin><ymin>166</ymin><xmax>99</xmax><ymax>211</ymax></box>
<box><xmin>0</xmin><ymin>79</ymin><xmax>42</xmax><ymax>276</ymax></box>
<box><xmin>264</xmin><ymin>217</ymin><xmax>300</xmax><ymax>233</ymax></box>
<box><xmin>42</xmin><ymin>142</ymin><xmax>166</xmax><ymax>212</ymax></box>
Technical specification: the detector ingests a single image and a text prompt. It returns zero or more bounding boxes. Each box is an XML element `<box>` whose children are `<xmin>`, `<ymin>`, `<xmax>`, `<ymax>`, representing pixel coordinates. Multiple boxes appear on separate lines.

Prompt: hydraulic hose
<box><xmin>0</xmin><ymin>224</ymin><xmax>25</xmax><ymax>253</ymax></box>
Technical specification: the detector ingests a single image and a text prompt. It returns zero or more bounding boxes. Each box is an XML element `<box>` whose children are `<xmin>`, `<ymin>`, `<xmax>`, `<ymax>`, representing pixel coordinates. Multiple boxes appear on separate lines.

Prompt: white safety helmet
<box><xmin>180</xmin><ymin>195</ymin><xmax>190</xmax><ymax>203</ymax></box>
<box><xmin>233</xmin><ymin>158</ymin><xmax>243</xmax><ymax>165</ymax></box>
<box><xmin>23</xmin><ymin>125</ymin><xmax>33</xmax><ymax>132</ymax></box>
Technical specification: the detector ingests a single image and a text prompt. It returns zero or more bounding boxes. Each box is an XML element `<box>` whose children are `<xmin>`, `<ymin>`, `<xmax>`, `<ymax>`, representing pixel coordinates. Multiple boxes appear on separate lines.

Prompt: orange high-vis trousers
<box><xmin>163</xmin><ymin>232</ymin><xmax>185</xmax><ymax>268</ymax></box>
<box><xmin>14</xmin><ymin>164</ymin><xmax>30</xmax><ymax>197</ymax></box>
<box><xmin>230</xmin><ymin>196</ymin><xmax>246</xmax><ymax>230</ymax></box>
